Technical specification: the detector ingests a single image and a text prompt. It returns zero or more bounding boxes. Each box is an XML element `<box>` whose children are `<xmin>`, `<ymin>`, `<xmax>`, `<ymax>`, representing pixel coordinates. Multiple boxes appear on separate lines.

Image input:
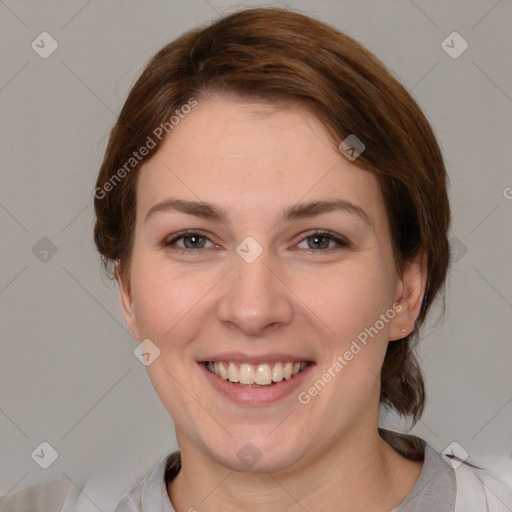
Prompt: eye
<box><xmin>164</xmin><ymin>231</ymin><xmax>216</xmax><ymax>251</ymax></box>
<box><xmin>163</xmin><ymin>229</ymin><xmax>350</xmax><ymax>253</ymax></box>
<box><xmin>296</xmin><ymin>230</ymin><xmax>350</xmax><ymax>251</ymax></box>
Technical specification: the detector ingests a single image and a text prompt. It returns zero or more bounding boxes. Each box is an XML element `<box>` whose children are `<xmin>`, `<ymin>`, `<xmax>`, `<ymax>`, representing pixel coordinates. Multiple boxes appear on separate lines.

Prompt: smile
<box><xmin>203</xmin><ymin>361</ymin><xmax>312</xmax><ymax>387</ymax></box>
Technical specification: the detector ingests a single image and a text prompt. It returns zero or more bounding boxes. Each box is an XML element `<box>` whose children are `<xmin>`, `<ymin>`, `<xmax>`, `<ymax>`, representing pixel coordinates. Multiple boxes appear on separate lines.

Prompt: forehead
<box><xmin>136</xmin><ymin>98</ymin><xmax>387</xmax><ymax>227</ymax></box>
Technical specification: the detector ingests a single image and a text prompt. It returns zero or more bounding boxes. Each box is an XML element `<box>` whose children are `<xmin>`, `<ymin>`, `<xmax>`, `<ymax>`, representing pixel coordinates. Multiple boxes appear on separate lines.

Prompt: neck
<box><xmin>167</xmin><ymin>426</ymin><xmax>423</xmax><ymax>512</ymax></box>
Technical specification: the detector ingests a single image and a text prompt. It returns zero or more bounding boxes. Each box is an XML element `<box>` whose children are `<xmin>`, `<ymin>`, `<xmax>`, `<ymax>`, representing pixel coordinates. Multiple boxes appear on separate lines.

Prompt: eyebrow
<box><xmin>144</xmin><ymin>197</ymin><xmax>372</xmax><ymax>226</ymax></box>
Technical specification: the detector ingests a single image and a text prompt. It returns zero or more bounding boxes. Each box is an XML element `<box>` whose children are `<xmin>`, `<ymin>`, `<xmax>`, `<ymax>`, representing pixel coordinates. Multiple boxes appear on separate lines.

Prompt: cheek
<box><xmin>129</xmin><ymin>257</ymin><xmax>220</xmax><ymax>358</ymax></box>
<box><xmin>297</xmin><ymin>262</ymin><xmax>395</xmax><ymax>343</ymax></box>
<box><xmin>132</xmin><ymin>272</ymin><xmax>193</xmax><ymax>343</ymax></box>
<box><xmin>296</xmin><ymin>260</ymin><xmax>396</xmax><ymax>410</ymax></box>
<box><xmin>296</xmin><ymin>268</ymin><xmax>393</xmax><ymax>421</ymax></box>
<box><xmin>129</xmin><ymin>263</ymin><xmax>211</xmax><ymax>417</ymax></box>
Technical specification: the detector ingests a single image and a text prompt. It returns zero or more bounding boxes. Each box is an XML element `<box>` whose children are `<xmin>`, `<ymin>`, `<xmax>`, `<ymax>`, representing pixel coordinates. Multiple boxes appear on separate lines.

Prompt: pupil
<box><xmin>310</xmin><ymin>235</ymin><xmax>328</xmax><ymax>249</ymax></box>
<box><xmin>185</xmin><ymin>235</ymin><xmax>204</xmax><ymax>249</ymax></box>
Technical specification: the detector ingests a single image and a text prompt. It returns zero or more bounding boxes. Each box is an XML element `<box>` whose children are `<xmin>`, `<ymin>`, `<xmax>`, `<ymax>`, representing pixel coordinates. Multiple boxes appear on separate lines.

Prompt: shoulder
<box><xmin>1</xmin><ymin>453</ymin><xmax>180</xmax><ymax>512</ymax></box>
<box><xmin>114</xmin><ymin>451</ymin><xmax>180</xmax><ymax>512</ymax></box>
<box><xmin>452</xmin><ymin>459</ymin><xmax>512</xmax><ymax>512</ymax></box>
<box><xmin>0</xmin><ymin>478</ymin><xmax>75</xmax><ymax>512</ymax></box>
<box><xmin>114</xmin><ymin>479</ymin><xmax>145</xmax><ymax>512</ymax></box>
<box><xmin>380</xmin><ymin>427</ymin><xmax>512</xmax><ymax>511</ymax></box>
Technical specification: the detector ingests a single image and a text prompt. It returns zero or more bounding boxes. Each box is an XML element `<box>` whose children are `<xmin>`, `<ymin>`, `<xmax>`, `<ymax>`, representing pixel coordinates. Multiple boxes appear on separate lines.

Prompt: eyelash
<box><xmin>163</xmin><ymin>230</ymin><xmax>350</xmax><ymax>253</ymax></box>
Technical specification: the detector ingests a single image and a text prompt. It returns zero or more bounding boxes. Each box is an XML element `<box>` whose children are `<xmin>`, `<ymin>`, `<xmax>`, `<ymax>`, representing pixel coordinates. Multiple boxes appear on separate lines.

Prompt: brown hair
<box><xmin>94</xmin><ymin>7</ymin><xmax>450</xmax><ymax>425</ymax></box>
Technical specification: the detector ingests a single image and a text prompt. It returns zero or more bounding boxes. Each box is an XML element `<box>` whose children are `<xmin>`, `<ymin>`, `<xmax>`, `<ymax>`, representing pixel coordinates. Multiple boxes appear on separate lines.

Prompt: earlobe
<box><xmin>389</xmin><ymin>252</ymin><xmax>427</xmax><ymax>341</ymax></box>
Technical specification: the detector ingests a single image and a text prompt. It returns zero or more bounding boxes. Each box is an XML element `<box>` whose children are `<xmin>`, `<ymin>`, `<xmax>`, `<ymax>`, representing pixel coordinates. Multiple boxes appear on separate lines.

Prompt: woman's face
<box><xmin>119</xmin><ymin>97</ymin><xmax>423</xmax><ymax>473</ymax></box>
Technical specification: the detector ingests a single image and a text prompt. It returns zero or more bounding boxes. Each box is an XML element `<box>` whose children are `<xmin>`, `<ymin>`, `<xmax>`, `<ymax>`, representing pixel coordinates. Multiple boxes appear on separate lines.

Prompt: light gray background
<box><xmin>1</xmin><ymin>0</ymin><xmax>511</xmax><ymax>510</ymax></box>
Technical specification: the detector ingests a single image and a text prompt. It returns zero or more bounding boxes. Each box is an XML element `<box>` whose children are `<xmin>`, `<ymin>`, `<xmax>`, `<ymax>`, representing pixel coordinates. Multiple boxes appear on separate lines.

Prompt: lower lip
<box><xmin>198</xmin><ymin>362</ymin><xmax>315</xmax><ymax>405</ymax></box>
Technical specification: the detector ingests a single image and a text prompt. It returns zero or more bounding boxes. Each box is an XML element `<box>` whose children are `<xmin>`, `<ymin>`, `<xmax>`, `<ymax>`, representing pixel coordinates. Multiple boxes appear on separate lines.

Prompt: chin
<box><xmin>206</xmin><ymin>429</ymin><xmax>309</xmax><ymax>474</ymax></box>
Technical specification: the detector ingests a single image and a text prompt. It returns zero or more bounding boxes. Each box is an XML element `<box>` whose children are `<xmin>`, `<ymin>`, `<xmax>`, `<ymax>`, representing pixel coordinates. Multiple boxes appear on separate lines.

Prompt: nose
<box><xmin>217</xmin><ymin>243</ymin><xmax>294</xmax><ymax>337</ymax></box>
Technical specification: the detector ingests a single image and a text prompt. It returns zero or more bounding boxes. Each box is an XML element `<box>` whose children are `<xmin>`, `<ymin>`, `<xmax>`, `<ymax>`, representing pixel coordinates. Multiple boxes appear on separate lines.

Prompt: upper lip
<box><xmin>198</xmin><ymin>352</ymin><xmax>315</xmax><ymax>365</ymax></box>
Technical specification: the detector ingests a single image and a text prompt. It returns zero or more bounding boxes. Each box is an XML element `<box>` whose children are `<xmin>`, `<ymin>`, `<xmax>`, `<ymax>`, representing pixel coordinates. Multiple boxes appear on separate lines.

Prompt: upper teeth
<box><xmin>206</xmin><ymin>361</ymin><xmax>309</xmax><ymax>385</ymax></box>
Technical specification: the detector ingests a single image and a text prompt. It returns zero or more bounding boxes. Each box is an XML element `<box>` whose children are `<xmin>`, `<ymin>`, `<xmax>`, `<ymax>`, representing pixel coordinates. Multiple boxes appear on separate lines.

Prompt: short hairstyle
<box><xmin>94</xmin><ymin>7</ymin><xmax>451</xmax><ymax>425</ymax></box>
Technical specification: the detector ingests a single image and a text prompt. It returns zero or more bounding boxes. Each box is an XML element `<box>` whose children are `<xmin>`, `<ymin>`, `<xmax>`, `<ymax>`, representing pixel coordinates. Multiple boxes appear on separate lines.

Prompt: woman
<box><xmin>3</xmin><ymin>6</ymin><xmax>511</xmax><ymax>512</ymax></box>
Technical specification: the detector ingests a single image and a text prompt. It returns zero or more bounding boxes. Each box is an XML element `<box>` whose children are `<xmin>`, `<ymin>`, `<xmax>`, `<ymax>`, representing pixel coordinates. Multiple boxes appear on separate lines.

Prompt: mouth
<box><xmin>201</xmin><ymin>360</ymin><xmax>313</xmax><ymax>387</ymax></box>
<box><xmin>197</xmin><ymin>352</ymin><xmax>316</xmax><ymax>404</ymax></box>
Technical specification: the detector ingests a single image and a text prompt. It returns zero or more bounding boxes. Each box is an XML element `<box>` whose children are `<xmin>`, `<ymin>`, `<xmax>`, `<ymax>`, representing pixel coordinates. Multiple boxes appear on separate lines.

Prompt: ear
<box><xmin>388</xmin><ymin>251</ymin><xmax>427</xmax><ymax>341</ymax></box>
<box><xmin>116</xmin><ymin>260</ymin><xmax>141</xmax><ymax>341</ymax></box>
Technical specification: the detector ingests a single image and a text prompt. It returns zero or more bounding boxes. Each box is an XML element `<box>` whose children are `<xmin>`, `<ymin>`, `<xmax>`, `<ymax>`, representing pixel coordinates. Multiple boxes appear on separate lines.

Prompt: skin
<box><xmin>118</xmin><ymin>97</ymin><xmax>427</xmax><ymax>512</ymax></box>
